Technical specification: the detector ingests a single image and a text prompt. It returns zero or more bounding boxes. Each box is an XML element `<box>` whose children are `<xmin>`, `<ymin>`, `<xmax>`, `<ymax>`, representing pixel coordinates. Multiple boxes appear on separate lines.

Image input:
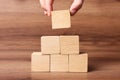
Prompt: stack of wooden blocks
<box><xmin>31</xmin><ymin>10</ymin><xmax>88</xmax><ymax>72</ymax></box>
<box><xmin>31</xmin><ymin>35</ymin><xmax>88</xmax><ymax>72</ymax></box>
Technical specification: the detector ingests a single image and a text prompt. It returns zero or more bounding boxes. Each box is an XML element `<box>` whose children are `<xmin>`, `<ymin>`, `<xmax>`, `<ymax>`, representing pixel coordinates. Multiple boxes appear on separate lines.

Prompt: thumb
<box><xmin>70</xmin><ymin>0</ymin><xmax>83</xmax><ymax>16</ymax></box>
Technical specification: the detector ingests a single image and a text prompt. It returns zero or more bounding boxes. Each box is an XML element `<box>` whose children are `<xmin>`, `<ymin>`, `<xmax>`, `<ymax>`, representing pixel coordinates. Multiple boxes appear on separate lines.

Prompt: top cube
<box><xmin>52</xmin><ymin>10</ymin><xmax>71</xmax><ymax>29</ymax></box>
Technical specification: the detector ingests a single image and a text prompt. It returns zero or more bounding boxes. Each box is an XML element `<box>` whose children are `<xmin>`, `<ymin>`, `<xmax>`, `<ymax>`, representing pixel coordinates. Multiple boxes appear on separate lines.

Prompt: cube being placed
<box><xmin>60</xmin><ymin>35</ymin><xmax>79</xmax><ymax>54</ymax></box>
<box><xmin>31</xmin><ymin>52</ymin><xmax>50</xmax><ymax>72</ymax></box>
<box><xmin>51</xmin><ymin>55</ymin><xmax>68</xmax><ymax>72</ymax></box>
<box><xmin>41</xmin><ymin>36</ymin><xmax>60</xmax><ymax>54</ymax></box>
<box><xmin>52</xmin><ymin>10</ymin><xmax>71</xmax><ymax>29</ymax></box>
<box><xmin>69</xmin><ymin>53</ymin><xmax>88</xmax><ymax>72</ymax></box>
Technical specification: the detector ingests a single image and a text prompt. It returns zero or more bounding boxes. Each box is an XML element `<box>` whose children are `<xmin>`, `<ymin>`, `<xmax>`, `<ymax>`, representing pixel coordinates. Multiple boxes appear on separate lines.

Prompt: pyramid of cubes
<box><xmin>31</xmin><ymin>10</ymin><xmax>88</xmax><ymax>72</ymax></box>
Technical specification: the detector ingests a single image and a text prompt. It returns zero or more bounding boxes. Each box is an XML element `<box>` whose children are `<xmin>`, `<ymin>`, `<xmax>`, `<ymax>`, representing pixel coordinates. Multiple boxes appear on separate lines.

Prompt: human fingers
<box><xmin>45</xmin><ymin>0</ymin><xmax>54</xmax><ymax>16</ymax></box>
<box><xmin>39</xmin><ymin>0</ymin><xmax>47</xmax><ymax>15</ymax></box>
<box><xmin>70</xmin><ymin>0</ymin><xmax>83</xmax><ymax>16</ymax></box>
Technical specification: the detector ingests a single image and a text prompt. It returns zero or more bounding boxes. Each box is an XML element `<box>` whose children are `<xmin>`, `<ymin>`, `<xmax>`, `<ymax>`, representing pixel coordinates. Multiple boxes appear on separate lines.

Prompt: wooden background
<box><xmin>0</xmin><ymin>0</ymin><xmax>120</xmax><ymax>51</ymax></box>
<box><xmin>0</xmin><ymin>0</ymin><xmax>120</xmax><ymax>80</ymax></box>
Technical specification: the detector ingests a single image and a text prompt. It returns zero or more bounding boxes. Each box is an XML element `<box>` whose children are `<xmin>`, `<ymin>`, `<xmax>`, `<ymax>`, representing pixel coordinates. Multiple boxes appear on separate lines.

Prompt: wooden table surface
<box><xmin>0</xmin><ymin>51</ymin><xmax>120</xmax><ymax>80</ymax></box>
<box><xmin>0</xmin><ymin>0</ymin><xmax>120</xmax><ymax>80</ymax></box>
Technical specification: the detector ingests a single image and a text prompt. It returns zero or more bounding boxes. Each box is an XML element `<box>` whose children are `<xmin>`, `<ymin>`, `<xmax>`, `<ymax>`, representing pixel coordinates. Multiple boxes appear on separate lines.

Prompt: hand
<box><xmin>39</xmin><ymin>0</ymin><xmax>83</xmax><ymax>16</ymax></box>
<box><xmin>70</xmin><ymin>0</ymin><xmax>83</xmax><ymax>16</ymax></box>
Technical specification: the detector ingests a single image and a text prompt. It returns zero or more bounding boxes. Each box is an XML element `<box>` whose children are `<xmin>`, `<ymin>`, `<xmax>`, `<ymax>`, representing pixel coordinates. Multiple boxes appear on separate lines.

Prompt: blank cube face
<box><xmin>41</xmin><ymin>36</ymin><xmax>60</xmax><ymax>54</ymax></box>
<box><xmin>51</xmin><ymin>55</ymin><xmax>68</xmax><ymax>72</ymax></box>
<box><xmin>69</xmin><ymin>53</ymin><xmax>88</xmax><ymax>72</ymax></box>
<box><xmin>31</xmin><ymin>52</ymin><xmax>50</xmax><ymax>72</ymax></box>
<box><xmin>52</xmin><ymin>10</ymin><xmax>71</xmax><ymax>29</ymax></box>
<box><xmin>60</xmin><ymin>36</ymin><xmax>79</xmax><ymax>54</ymax></box>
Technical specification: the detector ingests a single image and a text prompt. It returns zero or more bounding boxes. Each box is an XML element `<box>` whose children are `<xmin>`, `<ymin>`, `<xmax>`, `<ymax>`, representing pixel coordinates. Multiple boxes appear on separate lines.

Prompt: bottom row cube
<box><xmin>31</xmin><ymin>52</ymin><xmax>88</xmax><ymax>72</ymax></box>
<box><xmin>51</xmin><ymin>55</ymin><xmax>68</xmax><ymax>72</ymax></box>
<box><xmin>31</xmin><ymin>52</ymin><xmax>49</xmax><ymax>72</ymax></box>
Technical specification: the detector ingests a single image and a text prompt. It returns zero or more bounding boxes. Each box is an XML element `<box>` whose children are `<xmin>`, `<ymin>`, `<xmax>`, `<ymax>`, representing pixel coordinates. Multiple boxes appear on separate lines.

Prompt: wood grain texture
<box><xmin>0</xmin><ymin>0</ymin><xmax>120</xmax><ymax>52</ymax></box>
<box><xmin>0</xmin><ymin>0</ymin><xmax>120</xmax><ymax>79</ymax></box>
<box><xmin>0</xmin><ymin>51</ymin><xmax>120</xmax><ymax>80</ymax></box>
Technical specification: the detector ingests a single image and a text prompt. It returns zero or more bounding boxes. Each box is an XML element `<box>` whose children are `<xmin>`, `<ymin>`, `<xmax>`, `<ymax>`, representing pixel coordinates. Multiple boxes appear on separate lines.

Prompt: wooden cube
<box><xmin>31</xmin><ymin>52</ymin><xmax>50</xmax><ymax>72</ymax></box>
<box><xmin>52</xmin><ymin>10</ymin><xmax>71</xmax><ymax>29</ymax></box>
<box><xmin>41</xmin><ymin>36</ymin><xmax>60</xmax><ymax>54</ymax></box>
<box><xmin>51</xmin><ymin>55</ymin><xmax>68</xmax><ymax>72</ymax></box>
<box><xmin>69</xmin><ymin>53</ymin><xmax>88</xmax><ymax>72</ymax></box>
<box><xmin>60</xmin><ymin>35</ymin><xmax>79</xmax><ymax>54</ymax></box>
